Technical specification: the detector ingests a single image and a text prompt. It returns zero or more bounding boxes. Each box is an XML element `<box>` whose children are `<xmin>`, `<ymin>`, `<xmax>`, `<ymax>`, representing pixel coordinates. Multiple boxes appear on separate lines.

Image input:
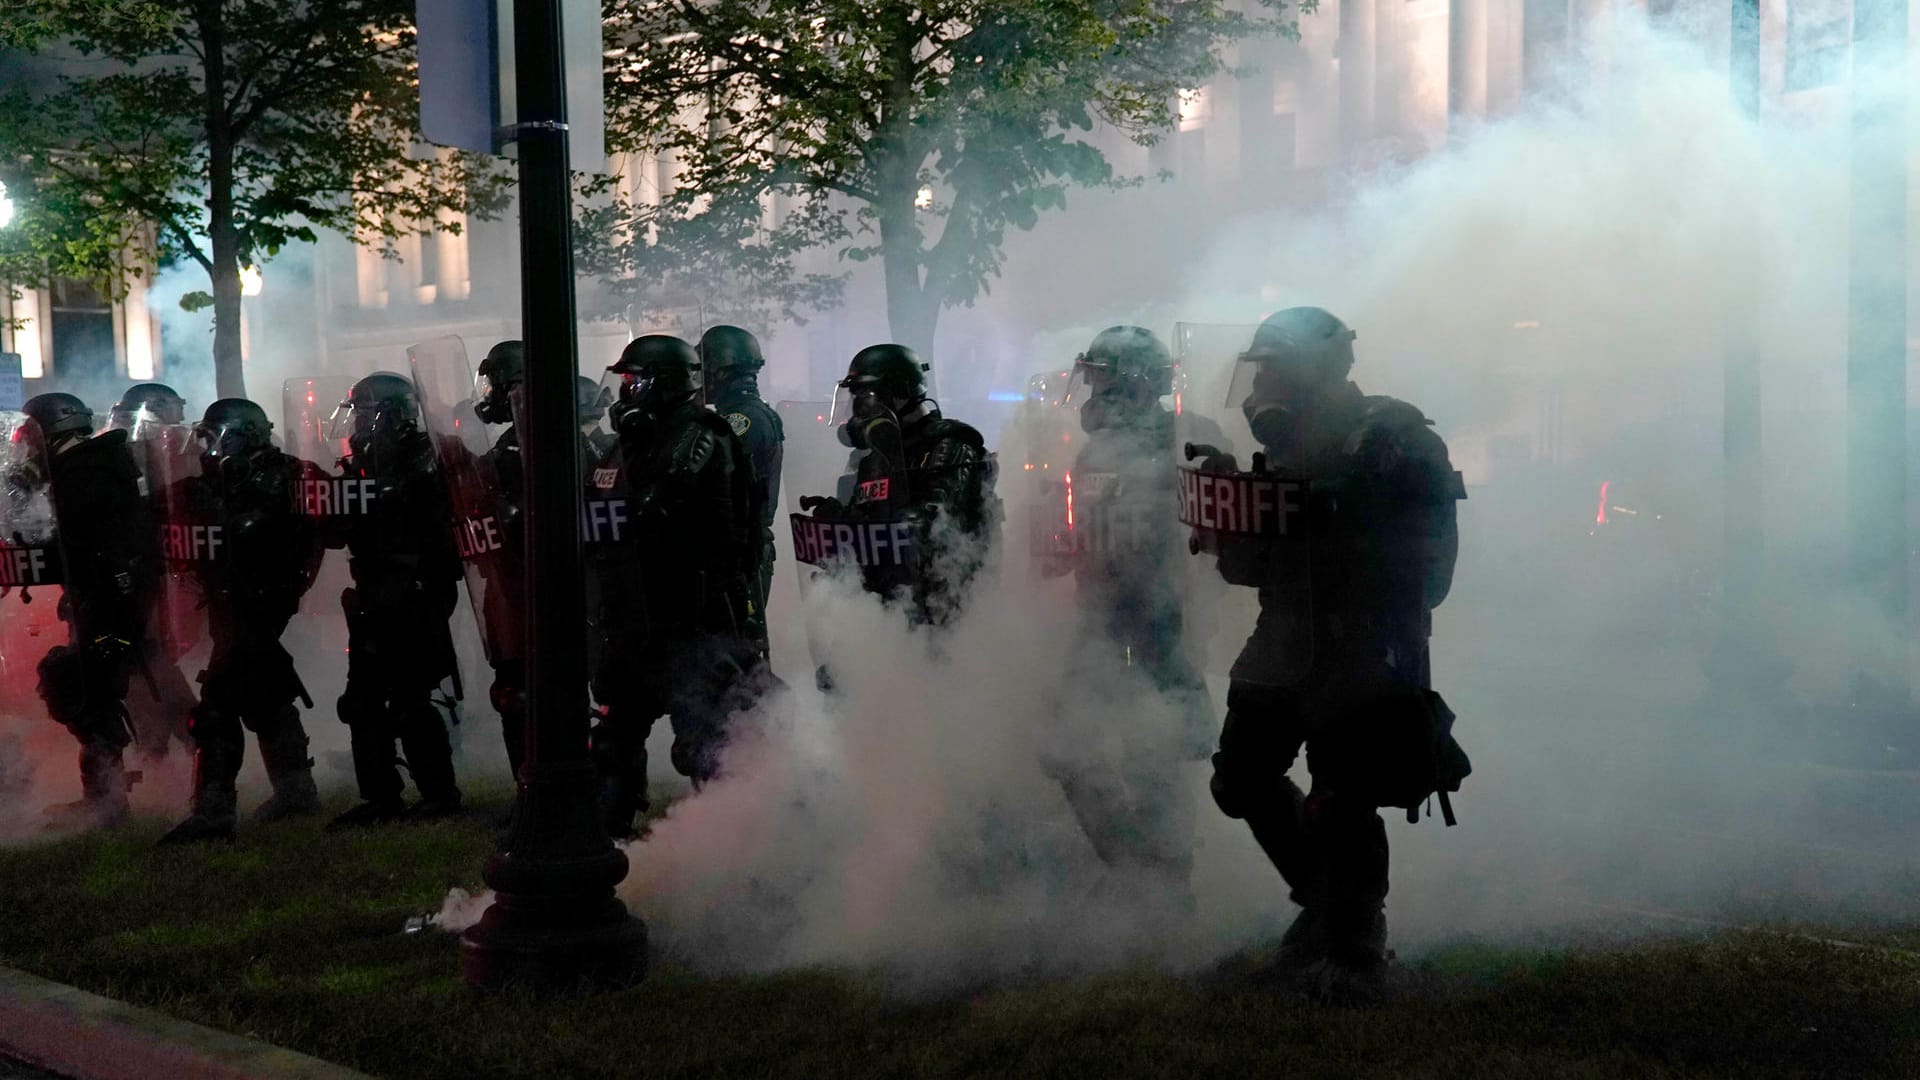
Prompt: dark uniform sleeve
<box><xmin>721</xmin><ymin>401</ymin><xmax>783</xmax><ymax>528</ymax></box>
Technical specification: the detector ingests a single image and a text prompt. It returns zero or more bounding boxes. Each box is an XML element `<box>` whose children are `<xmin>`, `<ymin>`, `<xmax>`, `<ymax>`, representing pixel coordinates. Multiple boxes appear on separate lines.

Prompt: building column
<box><xmin>1450</xmin><ymin>0</ymin><xmax>1491</xmax><ymax>129</ymax></box>
<box><xmin>1521</xmin><ymin>0</ymin><xmax>1569</xmax><ymax>96</ymax></box>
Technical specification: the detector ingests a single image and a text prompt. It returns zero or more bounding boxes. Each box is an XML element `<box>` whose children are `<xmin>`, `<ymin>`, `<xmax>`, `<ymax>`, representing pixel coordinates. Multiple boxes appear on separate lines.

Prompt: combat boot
<box><xmin>160</xmin><ymin>740</ymin><xmax>243</xmax><ymax>844</ymax></box>
<box><xmin>326</xmin><ymin>799</ymin><xmax>409</xmax><ymax>830</ymax></box>
<box><xmin>47</xmin><ymin>744</ymin><xmax>130</xmax><ymax>831</ymax></box>
<box><xmin>251</xmin><ymin>710</ymin><xmax>321</xmax><ymax>824</ymax></box>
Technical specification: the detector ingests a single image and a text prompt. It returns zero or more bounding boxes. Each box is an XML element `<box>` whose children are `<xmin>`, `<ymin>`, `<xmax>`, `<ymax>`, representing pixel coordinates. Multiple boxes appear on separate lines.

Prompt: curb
<box><xmin>0</xmin><ymin>966</ymin><xmax>373</xmax><ymax>1080</ymax></box>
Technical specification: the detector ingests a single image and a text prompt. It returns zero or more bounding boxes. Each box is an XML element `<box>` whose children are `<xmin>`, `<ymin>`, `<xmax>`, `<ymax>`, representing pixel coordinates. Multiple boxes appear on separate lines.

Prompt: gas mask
<box><xmin>837</xmin><ymin>390</ymin><xmax>903</xmax><ymax>456</ymax></box>
<box><xmin>1238</xmin><ymin>364</ymin><xmax>1323</xmax><ymax>455</ymax></box>
<box><xmin>473</xmin><ymin>373</ymin><xmax>516</xmax><ymax>425</ymax></box>
<box><xmin>196</xmin><ymin>425</ymin><xmax>257</xmax><ymax>485</ymax></box>
<box><xmin>1078</xmin><ymin>381</ymin><xmax>1156</xmax><ymax>435</ymax></box>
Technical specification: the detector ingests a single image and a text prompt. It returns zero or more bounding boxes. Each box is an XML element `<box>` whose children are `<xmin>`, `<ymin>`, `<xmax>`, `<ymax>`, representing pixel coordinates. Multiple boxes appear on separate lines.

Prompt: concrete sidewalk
<box><xmin>0</xmin><ymin>967</ymin><xmax>372</xmax><ymax>1080</ymax></box>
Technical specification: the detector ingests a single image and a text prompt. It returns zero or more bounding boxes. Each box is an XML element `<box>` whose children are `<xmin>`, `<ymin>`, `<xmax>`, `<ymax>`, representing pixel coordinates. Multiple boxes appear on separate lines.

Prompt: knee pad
<box><xmin>488</xmin><ymin>675</ymin><xmax>526</xmax><ymax>720</ymax></box>
<box><xmin>1209</xmin><ymin>747</ymin><xmax>1304</xmax><ymax>824</ymax></box>
<box><xmin>36</xmin><ymin>645</ymin><xmax>87</xmax><ymax>723</ymax></box>
<box><xmin>187</xmin><ymin>703</ymin><xmax>245</xmax><ymax>751</ymax></box>
<box><xmin>336</xmin><ymin>688</ymin><xmax>384</xmax><ymax>729</ymax></box>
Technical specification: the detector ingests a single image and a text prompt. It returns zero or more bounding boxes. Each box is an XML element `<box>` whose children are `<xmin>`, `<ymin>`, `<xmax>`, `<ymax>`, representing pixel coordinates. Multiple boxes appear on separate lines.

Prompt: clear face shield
<box><xmin>3</xmin><ymin>420</ymin><xmax>48</xmax><ymax>495</ymax></box>
<box><xmin>473</xmin><ymin>370</ymin><xmax>512</xmax><ymax>426</ymax></box>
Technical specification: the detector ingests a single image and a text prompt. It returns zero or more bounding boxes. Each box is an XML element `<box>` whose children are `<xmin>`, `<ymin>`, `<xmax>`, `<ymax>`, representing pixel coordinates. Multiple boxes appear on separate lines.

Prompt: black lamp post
<box><xmin>459</xmin><ymin>0</ymin><xmax>647</xmax><ymax>992</ymax></box>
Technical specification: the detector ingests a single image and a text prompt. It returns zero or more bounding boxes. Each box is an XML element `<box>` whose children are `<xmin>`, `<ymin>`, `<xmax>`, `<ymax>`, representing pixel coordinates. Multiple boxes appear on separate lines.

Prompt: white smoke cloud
<box><xmin>573</xmin><ymin>11</ymin><xmax>1920</xmax><ymax>986</ymax></box>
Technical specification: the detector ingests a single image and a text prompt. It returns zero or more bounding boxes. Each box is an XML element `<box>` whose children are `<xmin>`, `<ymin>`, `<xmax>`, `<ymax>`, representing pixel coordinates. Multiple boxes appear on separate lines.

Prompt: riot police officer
<box><xmin>326</xmin><ymin>373</ymin><xmax>464</xmax><ymax>827</ymax></box>
<box><xmin>833</xmin><ymin>343</ymin><xmax>996</xmax><ymax>624</ymax></box>
<box><xmin>19</xmin><ymin>392</ymin><xmax>155</xmax><ymax>828</ymax></box>
<box><xmin>160</xmin><ymin>399</ymin><xmax>328</xmax><ymax>843</ymax></box>
<box><xmin>1044</xmin><ymin>327</ymin><xmax>1211</xmax><ymax>886</ymax></box>
<box><xmin>110</xmin><ymin>382</ymin><xmax>202</xmax><ymax>762</ymax></box>
<box><xmin>1202</xmin><ymin>308</ymin><xmax>1466</xmax><ymax>990</ymax></box>
<box><xmin>698</xmin><ymin>326</ymin><xmax>783</xmax><ymax>657</ymax></box>
<box><xmin>589</xmin><ymin>335</ymin><xmax>762</xmax><ymax>838</ymax></box>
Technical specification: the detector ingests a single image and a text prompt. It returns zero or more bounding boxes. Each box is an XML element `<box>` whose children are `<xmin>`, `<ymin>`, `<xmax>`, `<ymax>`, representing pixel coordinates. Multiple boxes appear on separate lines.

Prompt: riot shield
<box><xmin>409</xmin><ymin>335</ymin><xmax>526</xmax><ymax>670</ymax></box>
<box><xmin>0</xmin><ymin>412</ymin><xmax>64</xmax><ymax>595</ymax></box>
<box><xmin>1174</xmin><ymin>322</ymin><xmax>1314</xmax><ymax>690</ymax></box>
<box><xmin>128</xmin><ymin>415</ymin><xmax>209</xmax><ymax>657</ymax></box>
<box><xmin>280</xmin><ymin>376</ymin><xmax>358</xmax><ymax>473</ymax></box>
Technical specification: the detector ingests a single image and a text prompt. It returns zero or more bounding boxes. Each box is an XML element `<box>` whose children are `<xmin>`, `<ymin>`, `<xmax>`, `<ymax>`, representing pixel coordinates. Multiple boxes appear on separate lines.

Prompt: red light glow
<box><xmin>1064</xmin><ymin>471</ymin><xmax>1074</xmax><ymax>530</ymax></box>
<box><xmin>1596</xmin><ymin>480</ymin><xmax>1609</xmax><ymax>525</ymax></box>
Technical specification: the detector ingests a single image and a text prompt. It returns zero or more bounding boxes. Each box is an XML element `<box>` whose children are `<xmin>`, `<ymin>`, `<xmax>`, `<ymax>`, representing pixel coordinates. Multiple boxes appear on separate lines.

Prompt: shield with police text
<box><xmin>410</xmin><ymin>335</ymin><xmax>526</xmax><ymax>669</ymax></box>
<box><xmin>1174</xmin><ymin>318</ymin><xmax>1317</xmax><ymax>688</ymax></box>
<box><xmin>129</xmin><ymin>413</ymin><xmax>210</xmax><ymax>657</ymax></box>
<box><xmin>0</xmin><ymin>412</ymin><xmax>64</xmax><ymax>596</ymax></box>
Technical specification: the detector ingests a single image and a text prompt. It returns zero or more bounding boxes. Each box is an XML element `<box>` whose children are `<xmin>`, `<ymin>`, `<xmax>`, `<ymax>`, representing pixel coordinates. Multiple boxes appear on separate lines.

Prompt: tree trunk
<box><xmin>199</xmin><ymin>1</ymin><xmax>246</xmax><ymax>399</ymax></box>
<box><xmin>876</xmin><ymin>180</ymin><xmax>937</xmax><ymax>359</ymax></box>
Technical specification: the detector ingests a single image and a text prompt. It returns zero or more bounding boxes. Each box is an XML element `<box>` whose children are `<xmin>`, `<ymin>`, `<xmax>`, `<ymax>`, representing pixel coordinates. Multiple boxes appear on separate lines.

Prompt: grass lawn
<box><xmin>2</xmin><ymin>788</ymin><xmax>1918</xmax><ymax>1080</ymax></box>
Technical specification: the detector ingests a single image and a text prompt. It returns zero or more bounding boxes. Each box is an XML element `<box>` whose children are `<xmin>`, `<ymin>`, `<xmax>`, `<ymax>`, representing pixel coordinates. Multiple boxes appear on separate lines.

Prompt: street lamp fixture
<box><xmin>240</xmin><ymin>265</ymin><xmax>263</xmax><ymax>296</ymax></box>
<box><xmin>0</xmin><ymin>180</ymin><xmax>15</xmax><ymax>229</ymax></box>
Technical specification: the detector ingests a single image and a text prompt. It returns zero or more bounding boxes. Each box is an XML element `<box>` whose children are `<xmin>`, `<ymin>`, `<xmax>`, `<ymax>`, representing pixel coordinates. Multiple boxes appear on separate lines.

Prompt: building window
<box><xmin>48</xmin><ymin>277</ymin><xmax>115</xmax><ymax>384</ymax></box>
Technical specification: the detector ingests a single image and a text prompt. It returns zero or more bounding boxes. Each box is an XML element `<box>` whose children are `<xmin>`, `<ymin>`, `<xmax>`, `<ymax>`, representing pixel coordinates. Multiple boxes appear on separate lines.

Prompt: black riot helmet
<box><xmin>1070</xmin><ymin>326</ymin><xmax>1172</xmax><ymax>433</ymax></box>
<box><xmin>1232</xmin><ymin>307</ymin><xmax>1358</xmax><ymax>453</ymax></box>
<box><xmin>1241</xmin><ymin>307</ymin><xmax>1356</xmax><ymax>387</ymax></box>
<box><xmin>21</xmin><ymin>392</ymin><xmax>95</xmax><ymax>445</ymax></box>
<box><xmin>474</xmin><ymin>340</ymin><xmax>525</xmax><ymax>425</ymax></box>
<box><xmin>836</xmin><ymin>344</ymin><xmax>929</xmax><ymax>451</ymax></box>
<box><xmin>839</xmin><ymin>344</ymin><xmax>929</xmax><ymax>407</ymax></box>
<box><xmin>697</xmin><ymin>325</ymin><xmax>765</xmax><ymax>379</ymax></box>
<box><xmin>194</xmin><ymin>398</ymin><xmax>274</xmax><ymax>470</ymax></box>
<box><xmin>110</xmin><ymin>383</ymin><xmax>187</xmax><ymax>429</ymax></box>
<box><xmin>344</xmin><ymin>372</ymin><xmax>423</xmax><ymax>450</ymax></box>
<box><xmin>610</xmin><ymin>335</ymin><xmax>701</xmax><ymax>415</ymax></box>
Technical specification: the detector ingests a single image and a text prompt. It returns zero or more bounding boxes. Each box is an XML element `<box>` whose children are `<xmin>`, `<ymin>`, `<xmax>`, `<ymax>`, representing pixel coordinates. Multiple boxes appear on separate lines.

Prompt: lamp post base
<box><xmin>459</xmin><ymin>761</ymin><xmax>647</xmax><ymax>992</ymax></box>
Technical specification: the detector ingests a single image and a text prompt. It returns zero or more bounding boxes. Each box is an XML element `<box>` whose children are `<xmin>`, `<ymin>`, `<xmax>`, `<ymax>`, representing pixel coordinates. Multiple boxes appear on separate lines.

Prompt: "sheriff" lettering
<box><xmin>0</xmin><ymin>544</ymin><xmax>55</xmax><ymax>586</ymax></box>
<box><xmin>455</xmin><ymin>515</ymin><xmax>502</xmax><ymax>559</ymax></box>
<box><xmin>161</xmin><ymin>523</ymin><xmax>224</xmax><ymax>563</ymax></box>
<box><xmin>582</xmin><ymin>498</ymin><xmax>628</xmax><ymax>545</ymax></box>
<box><xmin>1175</xmin><ymin>467</ymin><xmax>1306</xmax><ymax>538</ymax></box>
<box><xmin>294</xmin><ymin>477</ymin><xmax>378</xmax><ymax>517</ymax></box>
<box><xmin>790</xmin><ymin>514</ymin><xmax>915</xmax><ymax>568</ymax></box>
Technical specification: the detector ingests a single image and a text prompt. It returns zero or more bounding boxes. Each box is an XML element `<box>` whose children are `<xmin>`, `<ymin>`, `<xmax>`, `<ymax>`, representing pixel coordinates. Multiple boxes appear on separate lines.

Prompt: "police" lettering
<box><xmin>1175</xmin><ymin>467</ymin><xmax>1306</xmax><ymax>538</ymax></box>
<box><xmin>0</xmin><ymin>545</ymin><xmax>53</xmax><ymax>586</ymax></box>
<box><xmin>455</xmin><ymin>515</ymin><xmax>502</xmax><ymax>559</ymax></box>
<box><xmin>161</xmin><ymin>523</ymin><xmax>224</xmax><ymax>563</ymax></box>
<box><xmin>581</xmin><ymin>498</ymin><xmax>628</xmax><ymax>545</ymax></box>
<box><xmin>789</xmin><ymin>514</ymin><xmax>916</xmax><ymax>568</ymax></box>
<box><xmin>293</xmin><ymin>477</ymin><xmax>378</xmax><ymax>517</ymax></box>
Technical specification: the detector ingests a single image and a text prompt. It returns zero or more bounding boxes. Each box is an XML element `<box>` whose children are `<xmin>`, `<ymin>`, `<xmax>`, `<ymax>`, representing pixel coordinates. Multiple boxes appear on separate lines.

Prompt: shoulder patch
<box><xmin>726</xmin><ymin>412</ymin><xmax>751</xmax><ymax>437</ymax></box>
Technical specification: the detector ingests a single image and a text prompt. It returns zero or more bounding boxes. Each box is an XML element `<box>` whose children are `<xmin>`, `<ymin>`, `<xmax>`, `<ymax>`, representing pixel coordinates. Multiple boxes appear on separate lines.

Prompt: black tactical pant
<box><xmin>125</xmin><ymin>637</ymin><xmax>196</xmax><ymax>760</ymax></box>
<box><xmin>36</xmin><ymin>635</ymin><xmax>135</xmax><ymax>808</ymax></box>
<box><xmin>1210</xmin><ymin>678</ymin><xmax>1391</xmax><ymax>969</ymax></box>
<box><xmin>338</xmin><ymin>589</ymin><xmax>460</xmax><ymax>808</ymax></box>
<box><xmin>189</xmin><ymin>609</ymin><xmax>313</xmax><ymax>809</ymax></box>
<box><xmin>590</xmin><ymin>632</ymin><xmax>753</xmax><ymax>837</ymax></box>
<box><xmin>1045</xmin><ymin>624</ymin><xmax>1209</xmax><ymax>885</ymax></box>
